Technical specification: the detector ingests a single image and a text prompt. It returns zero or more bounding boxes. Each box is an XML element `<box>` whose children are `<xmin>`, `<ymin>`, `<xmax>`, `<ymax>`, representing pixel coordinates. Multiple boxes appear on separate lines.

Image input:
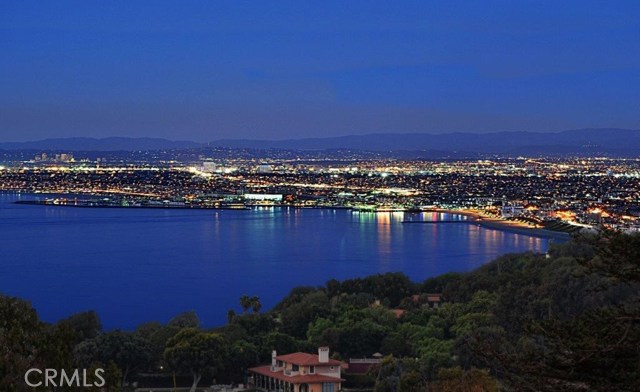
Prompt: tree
<box><xmin>227</xmin><ymin>309</ymin><xmax>237</xmax><ymax>324</ymax></box>
<box><xmin>40</xmin><ymin>323</ymin><xmax>77</xmax><ymax>383</ymax></box>
<box><xmin>262</xmin><ymin>332</ymin><xmax>300</xmax><ymax>358</ymax></box>
<box><xmin>227</xmin><ymin>340</ymin><xmax>259</xmax><ymax>383</ymax></box>
<box><xmin>136</xmin><ymin>321</ymin><xmax>173</xmax><ymax>370</ymax></box>
<box><xmin>234</xmin><ymin>313</ymin><xmax>277</xmax><ymax>338</ymax></box>
<box><xmin>0</xmin><ymin>295</ymin><xmax>46</xmax><ymax>391</ymax></box>
<box><xmin>373</xmin><ymin>356</ymin><xmax>401</xmax><ymax>392</ymax></box>
<box><xmin>273</xmin><ymin>286</ymin><xmax>319</xmax><ymax>311</ymax></box>
<box><xmin>326</xmin><ymin>279</ymin><xmax>341</xmax><ymax>298</ymax></box>
<box><xmin>168</xmin><ymin>311</ymin><xmax>200</xmax><ymax>329</ymax></box>
<box><xmin>280</xmin><ymin>291</ymin><xmax>330</xmax><ymax>338</ymax></box>
<box><xmin>250</xmin><ymin>296</ymin><xmax>262</xmax><ymax>314</ymax></box>
<box><xmin>579</xmin><ymin>230</ymin><xmax>640</xmax><ymax>283</ymax></box>
<box><xmin>373</xmin><ymin>357</ymin><xmax>426</xmax><ymax>392</ymax></box>
<box><xmin>338</xmin><ymin>319</ymin><xmax>389</xmax><ymax>358</ymax></box>
<box><xmin>428</xmin><ymin>367</ymin><xmax>499</xmax><ymax>392</ymax></box>
<box><xmin>164</xmin><ymin>328</ymin><xmax>227</xmax><ymax>392</ymax></box>
<box><xmin>56</xmin><ymin>310</ymin><xmax>101</xmax><ymax>344</ymax></box>
<box><xmin>307</xmin><ymin>318</ymin><xmax>335</xmax><ymax>346</ymax></box>
<box><xmin>464</xmin><ymin>232</ymin><xmax>640</xmax><ymax>391</ymax></box>
<box><xmin>398</xmin><ymin>370</ymin><xmax>426</xmax><ymax>392</ymax></box>
<box><xmin>74</xmin><ymin>330</ymin><xmax>152</xmax><ymax>392</ymax></box>
<box><xmin>239</xmin><ymin>295</ymin><xmax>252</xmax><ymax>314</ymax></box>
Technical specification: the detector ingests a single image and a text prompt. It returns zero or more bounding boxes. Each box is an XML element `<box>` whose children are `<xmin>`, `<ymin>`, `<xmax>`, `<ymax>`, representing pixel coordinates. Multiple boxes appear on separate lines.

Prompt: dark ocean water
<box><xmin>0</xmin><ymin>192</ymin><xmax>549</xmax><ymax>329</ymax></box>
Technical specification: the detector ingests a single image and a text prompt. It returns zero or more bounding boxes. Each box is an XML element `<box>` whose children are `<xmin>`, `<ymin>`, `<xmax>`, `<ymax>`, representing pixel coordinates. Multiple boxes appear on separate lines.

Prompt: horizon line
<box><xmin>1</xmin><ymin>127</ymin><xmax>639</xmax><ymax>144</ymax></box>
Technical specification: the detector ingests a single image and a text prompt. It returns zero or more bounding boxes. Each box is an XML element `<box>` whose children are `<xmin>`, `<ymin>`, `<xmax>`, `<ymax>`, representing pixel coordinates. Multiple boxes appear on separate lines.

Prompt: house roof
<box><xmin>426</xmin><ymin>293</ymin><xmax>442</xmax><ymax>302</ymax></box>
<box><xmin>275</xmin><ymin>352</ymin><xmax>344</xmax><ymax>367</ymax></box>
<box><xmin>249</xmin><ymin>366</ymin><xmax>344</xmax><ymax>384</ymax></box>
<box><xmin>346</xmin><ymin>362</ymin><xmax>376</xmax><ymax>374</ymax></box>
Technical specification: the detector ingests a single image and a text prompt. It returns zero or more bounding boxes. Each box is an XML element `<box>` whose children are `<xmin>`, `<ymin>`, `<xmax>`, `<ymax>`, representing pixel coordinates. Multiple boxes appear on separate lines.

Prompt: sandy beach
<box><xmin>422</xmin><ymin>208</ymin><xmax>572</xmax><ymax>241</ymax></box>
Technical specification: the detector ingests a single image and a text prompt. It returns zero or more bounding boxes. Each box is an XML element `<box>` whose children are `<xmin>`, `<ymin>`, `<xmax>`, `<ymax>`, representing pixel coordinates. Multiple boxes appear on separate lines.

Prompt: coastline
<box><xmin>420</xmin><ymin>208</ymin><xmax>572</xmax><ymax>241</ymax></box>
<box><xmin>13</xmin><ymin>199</ymin><xmax>251</xmax><ymax>210</ymax></box>
<box><xmin>8</xmin><ymin>192</ymin><xmax>571</xmax><ymax>241</ymax></box>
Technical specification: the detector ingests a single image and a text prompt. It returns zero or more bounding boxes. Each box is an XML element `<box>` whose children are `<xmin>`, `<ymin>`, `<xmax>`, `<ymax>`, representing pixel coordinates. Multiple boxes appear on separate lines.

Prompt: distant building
<box><xmin>257</xmin><ymin>163</ymin><xmax>274</xmax><ymax>174</ymax></box>
<box><xmin>501</xmin><ymin>205</ymin><xmax>524</xmax><ymax>218</ymax></box>
<box><xmin>475</xmin><ymin>197</ymin><xmax>498</xmax><ymax>206</ymax></box>
<box><xmin>407</xmin><ymin>293</ymin><xmax>444</xmax><ymax>309</ymax></box>
<box><xmin>244</xmin><ymin>194</ymin><xmax>283</xmax><ymax>202</ymax></box>
<box><xmin>425</xmin><ymin>293</ymin><xmax>442</xmax><ymax>309</ymax></box>
<box><xmin>201</xmin><ymin>161</ymin><xmax>218</xmax><ymax>173</ymax></box>
<box><xmin>347</xmin><ymin>353</ymin><xmax>383</xmax><ymax>375</ymax></box>
<box><xmin>248</xmin><ymin>347</ymin><xmax>345</xmax><ymax>392</ymax></box>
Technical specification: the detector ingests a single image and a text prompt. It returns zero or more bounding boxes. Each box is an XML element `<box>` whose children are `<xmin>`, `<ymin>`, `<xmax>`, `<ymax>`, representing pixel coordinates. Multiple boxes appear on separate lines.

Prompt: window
<box><xmin>309</xmin><ymin>366</ymin><xmax>315</xmax><ymax>374</ymax></box>
<box><xmin>292</xmin><ymin>364</ymin><xmax>299</xmax><ymax>371</ymax></box>
<box><xmin>322</xmin><ymin>383</ymin><xmax>335</xmax><ymax>392</ymax></box>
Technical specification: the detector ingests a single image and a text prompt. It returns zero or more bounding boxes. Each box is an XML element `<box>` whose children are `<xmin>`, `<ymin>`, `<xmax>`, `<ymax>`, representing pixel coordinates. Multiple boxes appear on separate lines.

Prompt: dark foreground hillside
<box><xmin>1</xmin><ymin>232</ymin><xmax>639</xmax><ymax>391</ymax></box>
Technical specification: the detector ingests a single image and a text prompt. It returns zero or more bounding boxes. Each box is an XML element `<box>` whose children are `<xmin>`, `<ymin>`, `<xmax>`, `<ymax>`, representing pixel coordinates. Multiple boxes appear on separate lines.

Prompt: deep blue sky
<box><xmin>1</xmin><ymin>1</ymin><xmax>639</xmax><ymax>142</ymax></box>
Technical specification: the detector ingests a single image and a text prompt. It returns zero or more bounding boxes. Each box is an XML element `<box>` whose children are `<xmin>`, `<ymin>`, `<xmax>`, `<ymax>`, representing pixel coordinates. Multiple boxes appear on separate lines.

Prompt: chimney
<box><xmin>318</xmin><ymin>347</ymin><xmax>329</xmax><ymax>363</ymax></box>
<box><xmin>271</xmin><ymin>350</ymin><xmax>277</xmax><ymax>371</ymax></box>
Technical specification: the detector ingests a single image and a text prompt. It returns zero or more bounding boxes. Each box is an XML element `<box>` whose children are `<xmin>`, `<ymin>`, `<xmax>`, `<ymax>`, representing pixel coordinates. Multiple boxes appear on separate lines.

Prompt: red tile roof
<box><xmin>275</xmin><ymin>352</ymin><xmax>344</xmax><ymax>367</ymax></box>
<box><xmin>249</xmin><ymin>366</ymin><xmax>344</xmax><ymax>383</ymax></box>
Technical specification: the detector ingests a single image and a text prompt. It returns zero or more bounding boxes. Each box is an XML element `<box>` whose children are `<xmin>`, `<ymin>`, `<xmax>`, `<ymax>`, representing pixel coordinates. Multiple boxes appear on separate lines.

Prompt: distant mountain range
<box><xmin>0</xmin><ymin>129</ymin><xmax>639</xmax><ymax>156</ymax></box>
<box><xmin>211</xmin><ymin>128</ymin><xmax>640</xmax><ymax>156</ymax></box>
<box><xmin>0</xmin><ymin>137</ymin><xmax>201</xmax><ymax>151</ymax></box>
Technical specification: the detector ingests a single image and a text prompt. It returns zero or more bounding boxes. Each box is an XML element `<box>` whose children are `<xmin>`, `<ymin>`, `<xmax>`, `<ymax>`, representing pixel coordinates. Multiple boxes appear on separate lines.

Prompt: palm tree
<box><xmin>250</xmin><ymin>296</ymin><xmax>262</xmax><ymax>314</ymax></box>
<box><xmin>239</xmin><ymin>295</ymin><xmax>252</xmax><ymax>314</ymax></box>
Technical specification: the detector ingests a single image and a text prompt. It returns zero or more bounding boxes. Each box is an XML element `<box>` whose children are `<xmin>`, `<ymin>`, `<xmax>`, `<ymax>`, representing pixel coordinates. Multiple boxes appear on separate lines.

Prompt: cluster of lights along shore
<box><xmin>1</xmin><ymin>154</ymin><xmax>639</xmax><ymax>232</ymax></box>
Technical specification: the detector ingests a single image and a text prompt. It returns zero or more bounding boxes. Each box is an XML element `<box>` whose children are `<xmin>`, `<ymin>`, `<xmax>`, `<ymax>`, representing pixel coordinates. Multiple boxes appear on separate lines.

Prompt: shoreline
<box><xmin>12</xmin><ymin>194</ymin><xmax>571</xmax><ymax>241</ymax></box>
<box><xmin>420</xmin><ymin>208</ymin><xmax>572</xmax><ymax>241</ymax></box>
<box><xmin>14</xmin><ymin>199</ymin><xmax>251</xmax><ymax>211</ymax></box>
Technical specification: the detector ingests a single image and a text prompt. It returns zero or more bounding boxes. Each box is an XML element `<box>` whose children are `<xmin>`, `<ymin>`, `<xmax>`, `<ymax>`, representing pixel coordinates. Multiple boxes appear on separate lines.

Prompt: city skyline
<box><xmin>2</xmin><ymin>1</ymin><xmax>640</xmax><ymax>142</ymax></box>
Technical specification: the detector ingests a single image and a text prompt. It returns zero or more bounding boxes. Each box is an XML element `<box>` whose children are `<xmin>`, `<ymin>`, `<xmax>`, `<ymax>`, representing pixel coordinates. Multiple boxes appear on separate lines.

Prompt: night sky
<box><xmin>1</xmin><ymin>1</ymin><xmax>639</xmax><ymax>142</ymax></box>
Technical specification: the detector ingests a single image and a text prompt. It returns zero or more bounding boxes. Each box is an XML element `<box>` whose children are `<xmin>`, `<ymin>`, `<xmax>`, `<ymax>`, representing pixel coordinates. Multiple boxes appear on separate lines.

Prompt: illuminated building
<box><xmin>249</xmin><ymin>347</ymin><xmax>345</xmax><ymax>392</ymax></box>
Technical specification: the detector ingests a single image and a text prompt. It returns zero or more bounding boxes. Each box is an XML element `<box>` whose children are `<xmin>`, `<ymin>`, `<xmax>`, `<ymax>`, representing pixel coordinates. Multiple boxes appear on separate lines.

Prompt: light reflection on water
<box><xmin>0</xmin><ymin>193</ymin><xmax>549</xmax><ymax>329</ymax></box>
